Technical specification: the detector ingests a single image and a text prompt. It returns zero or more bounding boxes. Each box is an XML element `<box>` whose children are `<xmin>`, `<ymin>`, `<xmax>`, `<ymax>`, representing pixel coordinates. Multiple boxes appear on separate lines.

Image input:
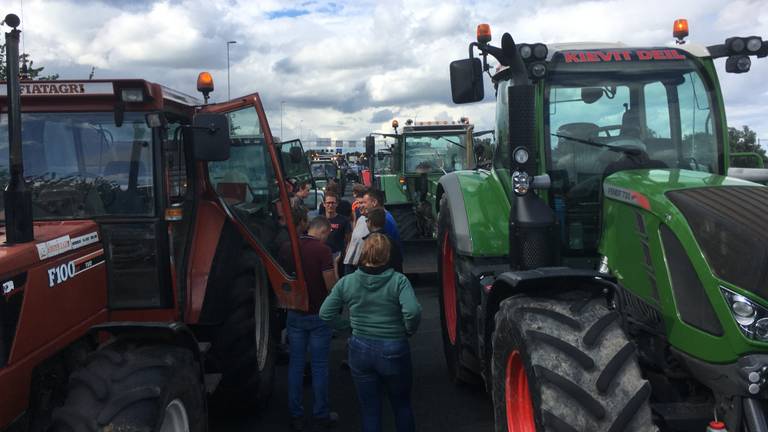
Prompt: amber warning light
<box><xmin>477</xmin><ymin>24</ymin><xmax>491</xmax><ymax>45</ymax></box>
<box><xmin>197</xmin><ymin>72</ymin><xmax>214</xmax><ymax>103</ymax></box>
<box><xmin>673</xmin><ymin>19</ymin><xmax>689</xmax><ymax>43</ymax></box>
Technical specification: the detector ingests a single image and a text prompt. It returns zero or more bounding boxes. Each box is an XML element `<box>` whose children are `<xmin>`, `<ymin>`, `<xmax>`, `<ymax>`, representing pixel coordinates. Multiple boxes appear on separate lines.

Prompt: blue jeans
<box><xmin>348</xmin><ymin>335</ymin><xmax>415</xmax><ymax>432</ymax></box>
<box><xmin>287</xmin><ymin>311</ymin><xmax>333</xmax><ymax>419</ymax></box>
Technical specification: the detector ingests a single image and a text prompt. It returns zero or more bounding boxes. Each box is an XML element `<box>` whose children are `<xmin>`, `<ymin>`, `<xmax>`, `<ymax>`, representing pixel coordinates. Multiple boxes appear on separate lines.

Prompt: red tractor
<box><xmin>0</xmin><ymin>14</ymin><xmax>313</xmax><ymax>431</ymax></box>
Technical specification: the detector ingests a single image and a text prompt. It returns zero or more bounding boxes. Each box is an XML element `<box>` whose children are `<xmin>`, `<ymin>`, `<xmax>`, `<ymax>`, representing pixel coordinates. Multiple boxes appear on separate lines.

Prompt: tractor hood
<box><xmin>0</xmin><ymin>221</ymin><xmax>101</xmax><ymax>279</ymax></box>
<box><xmin>603</xmin><ymin>168</ymin><xmax>768</xmax><ymax>300</ymax></box>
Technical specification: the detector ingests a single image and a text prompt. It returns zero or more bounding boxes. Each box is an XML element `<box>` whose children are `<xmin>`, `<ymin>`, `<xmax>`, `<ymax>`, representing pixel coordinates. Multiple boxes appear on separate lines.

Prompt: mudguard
<box><xmin>437</xmin><ymin>171</ymin><xmax>509</xmax><ymax>257</ymax></box>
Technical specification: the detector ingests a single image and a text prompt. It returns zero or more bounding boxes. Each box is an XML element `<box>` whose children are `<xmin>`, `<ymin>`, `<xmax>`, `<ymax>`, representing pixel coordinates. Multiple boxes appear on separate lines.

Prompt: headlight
<box><xmin>518</xmin><ymin>44</ymin><xmax>532</xmax><ymax>60</ymax></box>
<box><xmin>512</xmin><ymin>170</ymin><xmax>531</xmax><ymax>195</ymax></box>
<box><xmin>513</xmin><ymin>146</ymin><xmax>529</xmax><ymax>164</ymax></box>
<box><xmin>747</xmin><ymin>37</ymin><xmax>763</xmax><ymax>52</ymax></box>
<box><xmin>722</xmin><ymin>287</ymin><xmax>768</xmax><ymax>341</ymax></box>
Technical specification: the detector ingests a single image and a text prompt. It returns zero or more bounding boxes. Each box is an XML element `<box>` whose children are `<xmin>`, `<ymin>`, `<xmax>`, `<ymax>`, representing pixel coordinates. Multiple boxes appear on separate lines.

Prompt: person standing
<box><xmin>320</xmin><ymin>234</ymin><xmax>422</xmax><ymax>432</ymax></box>
<box><xmin>287</xmin><ymin>216</ymin><xmax>339</xmax><ymax>431</ymax></box>
<box><xmin>350</xmin><ymin>183</ymin><xmax>367</xmax><ymax>225</ymax></box>
<box><xmin>343</xmin><ymin>193</ymin><xmax>370</xmax><ymax>275</ymax></box>
<box><xmin>322</xmin><ymin>191</ymin><xmax>351</xmax><ymax>276</ymax></box>
<box><xmin>365</xmin><ymin>207</ymin><xmax>403</xmax><ymax>273</ymax></box>
<box><xmin>291</xmin><ymin>180</ymin><xmax>311</xmax><ymax>209</ymax></box>
<box><xmin>362</xmin><ymin>189</ymin><xmax>400</xmax><ymax>245</ymax></box>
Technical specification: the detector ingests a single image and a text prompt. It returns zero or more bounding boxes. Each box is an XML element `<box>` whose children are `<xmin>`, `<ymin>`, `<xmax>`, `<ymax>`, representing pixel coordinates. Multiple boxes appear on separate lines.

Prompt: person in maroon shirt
<box><xmin>288</xmin><ymin>216</ymin><xmax>339</xmax><ymax>431</ymax></box>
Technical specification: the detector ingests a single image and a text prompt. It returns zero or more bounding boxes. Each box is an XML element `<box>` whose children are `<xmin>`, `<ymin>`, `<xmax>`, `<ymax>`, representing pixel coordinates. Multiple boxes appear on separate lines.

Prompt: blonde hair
<box><xmin>359</xmin><ymin>233</ymin><xmax>391</xmax><ymax>267</ymax></box>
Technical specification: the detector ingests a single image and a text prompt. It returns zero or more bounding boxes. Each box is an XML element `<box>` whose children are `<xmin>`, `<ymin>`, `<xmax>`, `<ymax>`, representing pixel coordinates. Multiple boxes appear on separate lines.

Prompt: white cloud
<box><xmin>5</xmin><ymin>0</ymin><xmax>768</xmax><ymax>143</ymax></box>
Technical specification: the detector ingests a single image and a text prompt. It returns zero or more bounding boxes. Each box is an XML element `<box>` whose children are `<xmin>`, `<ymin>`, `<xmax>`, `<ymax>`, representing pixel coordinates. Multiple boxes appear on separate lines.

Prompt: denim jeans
<box><xmin>348</xmin><ymin>335</ymin><xmax>415</xmax><ymax>432</ymax></box>
<box><xmin>287</xmin><ymin>311</ymin><xmax>333</xmax><ymax>419</ymax></box>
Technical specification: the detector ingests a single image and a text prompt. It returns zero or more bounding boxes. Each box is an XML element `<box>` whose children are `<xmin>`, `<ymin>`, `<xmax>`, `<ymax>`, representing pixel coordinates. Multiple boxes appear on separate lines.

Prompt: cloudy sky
<box><xmin>4</xmin><ymin>0</ymin><xmax>768</xmax><ymax>145</ymax></box>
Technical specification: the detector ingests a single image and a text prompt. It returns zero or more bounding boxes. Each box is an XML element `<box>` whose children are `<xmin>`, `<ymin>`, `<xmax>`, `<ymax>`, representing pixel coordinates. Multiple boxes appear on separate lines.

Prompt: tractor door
<box><xmin>200</xmin><ymin>96</ymin><xmax>308</xmax><ymax>310</ymax></box>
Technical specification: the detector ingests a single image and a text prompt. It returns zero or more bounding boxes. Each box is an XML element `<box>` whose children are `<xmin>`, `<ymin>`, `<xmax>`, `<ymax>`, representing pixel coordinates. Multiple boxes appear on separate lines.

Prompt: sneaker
<box><xmin>312</xmin><ymin>412</ymin><xmax>339</xmax><ymax>430</ymax></box>
<box><xmin>290</xmin><ymin>417</ymin><xmax>305</xmax><ymax>431</ymax></box>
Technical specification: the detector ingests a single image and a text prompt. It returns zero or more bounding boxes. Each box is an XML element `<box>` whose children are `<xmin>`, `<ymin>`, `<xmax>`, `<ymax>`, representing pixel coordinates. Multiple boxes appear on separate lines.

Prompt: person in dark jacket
<box><xmin>320</xmin><ymin>233</ymin><xmax>422</xmax><ymax>432</ymax></box>
<box><xmin>364</xmin><ymin>207</ymin><xmax>403</xmax><ymax>273</ymax></box>
<box><xmin>287</xmin><ymin>216</ymin><xmax>339</xmax><ymax>431</ymax></box>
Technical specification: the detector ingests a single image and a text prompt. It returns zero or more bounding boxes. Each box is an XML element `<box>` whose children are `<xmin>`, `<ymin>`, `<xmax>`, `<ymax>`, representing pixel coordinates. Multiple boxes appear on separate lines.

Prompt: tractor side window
<box><xmin>677</xmin><ymin>72</ymin><xmax>717</xmax><ymax>172</ymax></box>
<box><xmin>208</xmin><ymin>107</ymin><xmax>295</xmax><ymax>276</ymax></box>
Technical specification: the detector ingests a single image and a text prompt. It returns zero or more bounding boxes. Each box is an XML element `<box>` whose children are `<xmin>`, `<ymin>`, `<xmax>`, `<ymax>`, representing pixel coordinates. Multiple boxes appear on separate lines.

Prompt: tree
<box><xmin>0</xmin><ymin>41</ymin><xmax>59</xmax><ymax>81</ymax></box>
<box><xmin>729</xmin><ymin>125</ymin><xmax>766</xmax><ymax>158</ymax></box>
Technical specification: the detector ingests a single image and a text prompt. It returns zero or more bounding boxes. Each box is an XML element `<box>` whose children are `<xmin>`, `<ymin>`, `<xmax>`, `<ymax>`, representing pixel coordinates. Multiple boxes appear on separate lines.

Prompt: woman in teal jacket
<box><xmin>320</xmin><ymin>233</ymin><xmax>421</xmax><ymax>432</ymax></box>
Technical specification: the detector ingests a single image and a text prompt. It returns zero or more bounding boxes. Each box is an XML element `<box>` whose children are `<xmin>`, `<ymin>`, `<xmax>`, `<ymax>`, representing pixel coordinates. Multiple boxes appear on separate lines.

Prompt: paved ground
<box><xmin>210</xmin><ymin>272</ymin><xmax>494</xmax><ymax>431</ymax></box>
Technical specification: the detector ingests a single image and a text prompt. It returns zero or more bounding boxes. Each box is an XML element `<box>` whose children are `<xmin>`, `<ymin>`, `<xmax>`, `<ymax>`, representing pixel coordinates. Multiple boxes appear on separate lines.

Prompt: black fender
<box><xmin>437</xmin><ymin>173</ymin><xmax>473</xmax><ymax>255</ymax></box>
<box><xmin>476</xmin><ymin>267</ymin><xmax>616</xmax><ymax>385</ymax></box>
<box><xmin>90</xmin><ymin>321</ymin><xmax>204</xmax><ymax>369</ymax></box>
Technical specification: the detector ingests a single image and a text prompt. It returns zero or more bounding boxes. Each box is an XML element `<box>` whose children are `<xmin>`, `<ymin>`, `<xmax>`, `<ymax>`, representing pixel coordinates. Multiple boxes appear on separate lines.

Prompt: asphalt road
<box><xmin>210</xmin><ymin>271</ymin><xmax>494</xmax><ymax>431</ymax></box>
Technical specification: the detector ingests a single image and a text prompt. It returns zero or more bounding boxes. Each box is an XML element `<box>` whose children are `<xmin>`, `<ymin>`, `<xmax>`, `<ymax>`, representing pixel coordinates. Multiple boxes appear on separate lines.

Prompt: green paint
<box><xmin>379</xmin><ymin>174</ymin><xmax>409</xmax><ymax>205</ymax></box>
<box><xmin>600</xmin><ymin>169</ymin><xmax>768</xmax><ymax>362</ymax></box>
<box><xmin>455</xmin><ymin>170</ymin><xmax>510</xmax><ymax>256</ymax></box>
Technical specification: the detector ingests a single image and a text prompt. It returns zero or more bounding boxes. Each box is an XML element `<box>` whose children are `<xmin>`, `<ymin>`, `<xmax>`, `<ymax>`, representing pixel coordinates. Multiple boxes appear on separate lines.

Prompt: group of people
<box><xmin>286</xmin><ymin>183</ymin><xmax>421</xmax><ymax>432</ymax></box>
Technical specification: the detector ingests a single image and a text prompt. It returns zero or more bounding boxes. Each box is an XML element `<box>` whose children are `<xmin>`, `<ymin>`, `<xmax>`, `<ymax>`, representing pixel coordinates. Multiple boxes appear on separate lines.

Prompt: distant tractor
<box><xmin>0</xmin><ymin>14</ymin><xmax>315</xmax><ymax>431</ymax></box>
<box><xmin>368</xmin><ymin>118</ymin><xmax>491</xmax><ymax>241</ymax></box>
<box><xmin>440</xmin><ymin>21</ymin><xmax>768</xmax><ymax>431</ymax></box>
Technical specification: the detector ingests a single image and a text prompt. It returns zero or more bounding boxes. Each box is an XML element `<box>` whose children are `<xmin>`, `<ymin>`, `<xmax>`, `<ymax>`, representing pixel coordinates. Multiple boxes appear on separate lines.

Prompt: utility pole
<box><xmin>281</xmin><ymin>101</ymin><xmax>285</xmax><ymax>141</ymax></box>
<box><xmin>226</xmin><ymin>40</ymin><xmax>237</xmax><ymax>100</ymax></box>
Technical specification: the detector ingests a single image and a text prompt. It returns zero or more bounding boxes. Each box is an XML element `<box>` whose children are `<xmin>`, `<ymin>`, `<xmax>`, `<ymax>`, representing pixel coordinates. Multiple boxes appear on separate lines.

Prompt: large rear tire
<box><xmin>491</xmin><ymin>295</ymin><xmax>655</xmax><ymax>432</ymax></box>
<box><xmin>437</xmin><ymin>196</ymin><xmax>478</xmax><ymax>384</ymax></box>
<box><xmin>209</xmin><ymin>258</ymin><xmax>277</xmax><ymax>409</ymax></box>
<box><xmin>51</xmin><ymin>343</ymin><xmax>205</xmax><ymax>432</ymax></box>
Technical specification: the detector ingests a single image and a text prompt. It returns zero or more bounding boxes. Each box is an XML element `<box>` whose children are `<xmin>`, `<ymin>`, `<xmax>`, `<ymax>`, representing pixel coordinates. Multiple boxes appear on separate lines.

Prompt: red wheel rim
<box><xmin>505</xmin><ymin>351</ymin><xmax>536</xmax><ymax>432</ymax></box>
<box><xmin>442</xmin><ymin>231</ymin><xmax>457</xmax><ymax>345</ymax></box>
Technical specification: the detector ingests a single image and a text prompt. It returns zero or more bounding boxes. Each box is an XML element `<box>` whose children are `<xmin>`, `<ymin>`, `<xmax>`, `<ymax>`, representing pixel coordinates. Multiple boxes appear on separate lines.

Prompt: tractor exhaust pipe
<box><xmin>3</xmin><ymin>14</ymin><xmax>34</xmax><ymax>244</ymax></box>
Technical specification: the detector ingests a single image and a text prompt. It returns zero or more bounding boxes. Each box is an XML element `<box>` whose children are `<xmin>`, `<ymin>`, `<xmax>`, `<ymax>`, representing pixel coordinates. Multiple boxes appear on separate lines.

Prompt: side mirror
<box><xmin>581</xmin><ymin>87</ymin><xmax>603</xmax><ymax>104</ymax></box>
<box><xmin>192</xmin><ymin>113</ymin><xmax>231</xmax><ymax>161</ymax></box>
<box><xmin>289</xmin><ymin>146</ymin><xmax>303</xmax><ymax>164</ymax></box>
<box><xmin>450</xmin><ymin>58</ymin><xmax>484</xmax><ymax>104</ymax></box>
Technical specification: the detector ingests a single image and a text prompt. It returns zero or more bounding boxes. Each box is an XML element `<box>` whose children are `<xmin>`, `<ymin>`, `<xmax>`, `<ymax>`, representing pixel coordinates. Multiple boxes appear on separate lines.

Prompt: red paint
<box><xmin>631</xmin><ymin>191</ymin><xmax>652</xmax><ymax>211</ymax></box>
<box><xmin>505</xmin><ymin>351</ymin><xmax>536</xmax><ymax>432</ymax></box>
<box><xmin>442</xmin><ymin>232</ymin><xmax>457</xmax><ymax>345</ymax></box>
<box><xmin>563</xmin><ymin>49</ymin><xmax>685</xmax><ymax>63</ymax></box>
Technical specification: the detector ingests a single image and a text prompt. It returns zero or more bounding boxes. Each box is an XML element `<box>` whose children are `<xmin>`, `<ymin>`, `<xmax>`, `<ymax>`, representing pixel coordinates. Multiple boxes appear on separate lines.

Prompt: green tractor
<box><xmin>439</xmin><ymin>21</ymin><xmax>768</xmax><ymax>431</ymax></box>
<box><xmin>369</xmin><ymin>119</ymin><xmax>491</xmax><ymax>241</ymax></box>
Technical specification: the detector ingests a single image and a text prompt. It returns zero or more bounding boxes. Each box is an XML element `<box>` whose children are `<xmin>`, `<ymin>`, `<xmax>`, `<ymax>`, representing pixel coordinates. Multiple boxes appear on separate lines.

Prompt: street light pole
<box><xmin>299</xmin><ymin>120</ymin><xmax>303</xmax><ymax>141</ymax></box>
<box><xmin>226</xmin><ymin>40</ymin><xmax>237</xmax><ymax>100</ymax></box>
<box><xmin>281</xmin><ymin>101</ymin><xmax>285</xmax><ymax>141</ymax></box>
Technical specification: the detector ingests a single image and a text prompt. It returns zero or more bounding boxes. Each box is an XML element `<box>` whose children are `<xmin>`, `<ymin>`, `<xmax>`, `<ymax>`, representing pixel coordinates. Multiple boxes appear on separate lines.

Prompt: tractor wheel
<box><xmin>437</xmin><ymin>196</ymin><xmax>478</xmax><ymax>384</ymax></box>
<box><xmin>390</xmin><ymin>206</ymin><xmax>420</xmax><ymax>241</ymax></box>
<box><xmin>210</xmin><ymin>258</ymin><xmax>277</xmax><ymax>409</ymax></box>
<box><xmin>491</xmin><ymin>295</ymin><xmax>655</xmax><ymax>432</ymax></box>
<box><xmin>51</xmin><ymin>343</ymin><xmax>205</xmax><ymax>432</ymax></box>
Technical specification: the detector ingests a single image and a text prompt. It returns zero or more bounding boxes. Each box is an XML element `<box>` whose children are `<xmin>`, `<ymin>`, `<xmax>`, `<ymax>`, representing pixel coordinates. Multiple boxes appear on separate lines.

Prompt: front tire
<box><xmin>491</xmin><ymin>295</ymin><xmax>655</xmax><ymax>432</ymax></box>
<box><xmin>51</xmin><ymin>343</ymin><xmax>205</xmax><ymax>432</ymax></box>
<box><xmin>210</xmin><ymin>258</ymin><xmax>277</xmax><ymax>408</ymax></box>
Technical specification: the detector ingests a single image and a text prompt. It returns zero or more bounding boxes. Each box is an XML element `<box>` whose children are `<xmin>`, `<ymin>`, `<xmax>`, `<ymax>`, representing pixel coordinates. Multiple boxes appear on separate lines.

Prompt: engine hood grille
<box><xmin>666</xmin><ymin>186</ymin><xmax>768</xmax><ymax>299</ymax></box>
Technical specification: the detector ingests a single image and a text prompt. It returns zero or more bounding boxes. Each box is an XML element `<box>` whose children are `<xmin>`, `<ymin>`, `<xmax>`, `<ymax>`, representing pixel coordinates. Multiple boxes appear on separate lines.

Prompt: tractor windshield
<box><xmin>0</xmin><ymin>112</ymin><xmax>155</xmax><ymax>222</ymax></box>
<box><xmin>311</xmin><ymin>162</ymin><xmax>336</xmax><ymax>180</ymax></box>
<box><xmin>546</xmin><ymin>56</ymin><xmax>723</xmax><ymax>192</ymax></box>
<box><xmin>539</xmin><ymin>54</ymin><xmax>723</xmax><ymax>257</ymax></box>
<box><xmin>404</xmin><ymin>133</ymin><xmax>468</xmax><ymax>174</ymax></box>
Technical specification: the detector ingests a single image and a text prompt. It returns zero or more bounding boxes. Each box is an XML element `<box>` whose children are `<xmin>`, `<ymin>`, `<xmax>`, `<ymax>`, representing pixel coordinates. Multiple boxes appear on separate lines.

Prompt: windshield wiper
<box><xmin>551</xmin><ymin>133</ymin><xmax>641</xmax><ymax>156</ymax></box>
<box><xmin>441</xmin><ymin>137</ymin><xmax>465</xmax><ymax>149</ymax></box>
